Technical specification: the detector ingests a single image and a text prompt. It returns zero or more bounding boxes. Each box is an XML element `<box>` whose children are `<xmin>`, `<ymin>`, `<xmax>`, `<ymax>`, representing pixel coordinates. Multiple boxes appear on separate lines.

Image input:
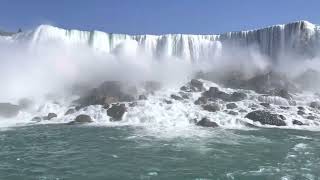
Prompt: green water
<box><xmin>0</xmin><ymin>125</ymin><xmax>319</xmax><ymax>180</ymax></box>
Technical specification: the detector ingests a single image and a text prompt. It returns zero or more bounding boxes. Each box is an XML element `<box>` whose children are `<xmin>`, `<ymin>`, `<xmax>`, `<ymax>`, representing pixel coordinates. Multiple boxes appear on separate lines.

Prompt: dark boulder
<box><xmin>196</xmin><ymin>118</ymin><xmax>219</xmax><ymax>128</ymax></box>
<box><xmin>68</xmin><ymin>114</ymin><xmax>93</xmax><ymax>125</ymax></box>
<box><xmin>292</xmin><ymin>119</ymin><xmax>303</xmax><ymax>125</ymax></box>
<box><xmin>226</xmin><ymin>103</ymin><xmax>237</xmax><ymax>109</ymax></box>
<box><xmin>297</xmin><ymin>110</ymin><xmax>305</xmax><ymax>115</ymax></box>
<box><xmin>194</xmin><ymin>96</ymin><xmax>207</xmax><ymax>105</ymax></box>
<box><xmin>138</xmin><ymin>95</ymin><xmax>147</xmax><ymax>100</ymax></box>
<box><xmin>43</xmin><ymin>113</ymin><xmax>57</xmax><ymax>120</ymax></box>
<box><xmin>107</xmin><ymin>104</ymin><xmax>127</xmax><ymax>121</ymax></box>
<box><xmin>260</xmin><ymin>103</ymin><xmax>271</xmax><ymax>108</ymax></box>
<box><xmin>280</xmin><ymin>106</ymin><xmax>290</xmax><ymax>110</ymax></box>
<box><xmin>228</xmin><ymin>111</ymin><xmax>238</xmax><ymax>116</ymax></box>
<box><xmin>310</xmin><ymin>101</ymin><xmax>320</xmax><ymax>109</ymax></box>
<box><xmin>229</xmin><ymin>92</ymin><xmax>247</xmax><ymax>101</ymax></box>
<box><xmin>297</xmin><ymin>106</ymin><xmax>305</xmax><ymax>111</ymax></box>
<box><xmin>171</xmin><ymin>94</ymin><xmax>183</xmax><ymax>101</ymax></box>
<box><xmin>203</xmin><ymin>87</ymin><xmax>230</xmax><ymax>101</ymax></box>
<box><xmin>31</xmin><ymin>116</ymin><xmax>42</xmax><ymax>122</ymax></box>
<box><xmin>0</xmin><ymin>103</ymin><xmax>20</xmax><ymax>118</ymax></box>
<box><xmin>245</xmin><ymin>110</ymin><xmax>286</xmax><ymax>126</ymax></box>
<box><xmin>190</xmin><ymin>79</ymin><xmax>204</xmax><ymax>92</ymax></box>
<box><xmin>164</xmin><ymin>100</ymin><xmax>173</xmax><ymax>104</ymax></box>
<box><xmin>306</xmin><ymin>115</ymin><xmax>316</xmax><ymax>120</ymax></box>
<box><xmin>202</xmin><ymin>103</ymin><xmax>220</xmax><ymax>112</ymax></box>
<box><xmin>65</xmin><ymin>109</ymin><xmax>76</xmax><ymax>115</ymax></box>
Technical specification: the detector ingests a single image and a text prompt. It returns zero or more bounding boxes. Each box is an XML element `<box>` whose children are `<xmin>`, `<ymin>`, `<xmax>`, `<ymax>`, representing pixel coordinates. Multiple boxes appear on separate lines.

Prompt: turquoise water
<box><xmin>0</xmin><ymin>125</ymin><xmax>320</xmax><ymax>180</ymax></box>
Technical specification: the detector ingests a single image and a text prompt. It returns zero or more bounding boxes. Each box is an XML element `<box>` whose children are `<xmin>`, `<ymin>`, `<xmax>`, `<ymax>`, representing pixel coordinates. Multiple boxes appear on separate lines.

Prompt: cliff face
<box><xmin>2</xmin><ymin>21</ymin><xmax>320</xmax><ymax>61</ymax></box>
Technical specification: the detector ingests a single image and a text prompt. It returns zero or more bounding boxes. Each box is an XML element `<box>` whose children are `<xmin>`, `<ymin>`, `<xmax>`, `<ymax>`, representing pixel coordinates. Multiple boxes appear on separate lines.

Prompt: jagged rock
<box><xmin>202</xmin><ymin>103</ymin><xmax>220</xmax><ymax>112</ymax></box>
<box><xmin>68</xmin><ymin>114</ymin><xmax>93</xmax><ymax>125</ymax></box>
<box><xmin>297</xmin><ymin>106</ymin><xmax>305</xmax><ymax>111</ymax></box>
<box><xmin>260</xmin><ymin>103</ymin><xmax>271</xmax><ymax>108</ymax></box>
<box><xmin>292</xmin><ymin>119</ymin><xmax>303</xmax><ymax>125</ymax></box>
<box><xmin>306</xmin><ymin>115</ymin><xmax>316</xmax><ymax>120</ymax></box>
<box><xmin>190</xmin><ymin>79</ymin><xmax>204</xmax><ymax>92</ymax></box>
<box><xmin>245</xmin><ymin>110</ymin><xmax>286</xmax><ymax>126</ymax></box>
<box><xmin>65</xmin><ymin>109</ymin><xmax>76</xmax><ymax>115</ymax></box>
<box><xmin>196</xmin><ymin>117</ymin><xmax>219</xmax><ymax>128</ymax></box>
<box><xmin>107</xmin><ymin>104</ymin><xmax>127</xmax><ymax>121</ymax></box>
<box><xmin>164</xmin><ymin>100</ymin><xmax>173</xmax><ymax>104</ymax></box>
<box><xmin>297</xmin><ymin>110</ymin><xmax>305</xmax><ymax>115</ymax></box>
<box><xmin>228</xmin><ymin>111</ymin><xmax>238</xmax><ymax>116</ymax></box>
<box><xmin>239</xmin><ymin>109</ymin><xmax>247</xmax><ymax>113</ymax></box>
<box><xmin>194</xmin><ymin>96</ymin><xmax>207</xmax><ymax>105</ymax></box>
<box><xmin>310</xmin><ymin>101</ymin><xmax>320</xmax><ymax>109</ymax></box>
<box><xmin>226</xmin><ymin>103</ymin><xmax>237</xmax><ymax>109</ymax></box>
<box><xmin>171</xmin><ymin>94</ymin><xmax>183</xmax><ymax>101</ymax></box>
<box><xmin>0</xmin><ymin>103</ymin><xmax>20</xmax><ymax>118</ymax></box>
<box><xmin>229</xmin><ymin>92</ymin><xmax>247</xmax><ymax>101</ymax></box>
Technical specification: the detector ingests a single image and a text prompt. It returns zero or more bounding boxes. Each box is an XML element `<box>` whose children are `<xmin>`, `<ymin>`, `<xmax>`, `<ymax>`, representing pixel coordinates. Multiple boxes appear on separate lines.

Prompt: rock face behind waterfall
<box><xmin>75</xmin><ymin>81</ymin><xmax>136</xmax><ymax>107</ymax></box>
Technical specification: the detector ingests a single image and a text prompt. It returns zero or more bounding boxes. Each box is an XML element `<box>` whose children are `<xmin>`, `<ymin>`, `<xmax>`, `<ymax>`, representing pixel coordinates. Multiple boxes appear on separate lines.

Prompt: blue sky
<box><xmin>0</xmin><ymin>0</ymin><xmax>319</xmax><ymax>34</ymax></box>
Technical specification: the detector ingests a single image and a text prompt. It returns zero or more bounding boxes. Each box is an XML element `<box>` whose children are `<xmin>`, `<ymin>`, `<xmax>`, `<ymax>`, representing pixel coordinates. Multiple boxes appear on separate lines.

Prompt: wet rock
<box><xmin>194</xmin><ymin>96</ymin><xmax>207</xmax><ymax>105</ymax></box>
<box><xmin>306</xmin><ymin>115</ymin><xmax>316</xmax><ymax>120</ymax></box>
<box><xmin>203</xmin><ymin>87</ymin><xmax>230</xmax><ymax>101</ymax></box>
<box><xmin>44</xmin><ymin>113</ymin><xmax>57</xmax><ymax>120</ymax></box>
<box><xmin>226</xmin><ymin>103</ymin><xmax>237</xmax><ymax>109</ymax></box>
<box><xmin>75</xmin><ymin>81</ymin><xmax>136</xmax><ymax>107</ymax></box>
<box><xmin>164</xmin><ymin>100</ymin><xmax>173</xmax><ymax>104</ymax></box>
<box><xmin>292</xmin><ymin>119</ymin><xmax>303</xmax><ymax>125</ymax></box>
<box><xmin>280</xmin><ymin>106</ymin><xmax>290</xmax><ymax>110</ymax></box>
<box><xmin>229</xmin><ymin>92</ymin><xmax>247</xmax><ymax>101</ymax></box>
<box><xmin>171</xmin><ymin>94</ymin><xmax>183</xmax><ymax>101</ymax></box>
<box><xmin>0</xmin><ymin>103</ymin><xmax>20</xmax><ymax>118</ymax></box>
<box><xmin>310</xmin><ymin>101</ymin><xmax>320</xmax><ymax>109</ymax></box>
<box><xmin>179</xmin><ymin>92</ymin><xmax>189</xmax><ymax>99</ymax></box>
<box><xmin>65</xmin><ymin>109</ymin><xmax>76</xmax><ymax>115</ymax></box>
<box><xmin>31</xmin><ymin>116</ymin><xmax>42</xmax><ymax>122</ymax></box>
<box><xmin>297</xmin><ymin>106</ymin><xmax>305</xmax><ymax>111</ymax></box>
<box><xmin>239</xmin><ymin>109</ymin><xmax>247</xmax><ymax>113</ymax></box>
<box><xmin>245</xmin><ymin>110</ymin><xmax>286</xmax><ymax>126</ymax></box>
<box><xmin>68</xmin><ymin>114</ymin><xmax>93</xmax><ymax>125</ymax></box>
<box><xmin>202</xmin><ymin>103</ymin><xmax>220</xmax><ymax>112</ymax></box>
<box><xmin>228</xmin><ymin>111</ymin><xmax>238</xmax><ymax>116</ymax></box>
<box><xmin>107</xmin><ymin>104</ymin><xmax>127</xmax><ymax>121</ymax></box>
<box><xmin>138</xmin><ymin>95</ymin><xmax>147</xmax><ymax>100</ymax></box>
<box><xmin>270</xmin><ymin>88</ymin><xmax>293</xmax><ymax>100</ymax></box>
<box><xmin>260</xmin><ymin>103</ymin><xmax>271</xmax><ymax>108</ymax></box>
<box><xmin>297</xmin><ymin>110</ymin><xmax>305</xmax><ymax>115</ymax></box>
<box><xmin>196</xmin><ymin>117</ymin><xmax>219</xmax><ymax>128</ymax></box>
<box><xmin>129</xmin><ymin>102</ymin><xmax>138</xmax><ymax>107</ymax></box>
<box><xmin>180</xmin><ymin>86</ymin><xmax>189</xmax><ymax>92</ymax></box>
<box><xmin>190</xmin><ymin>79</ymin><xmax>204</xmax><ymax>92</ymax></box>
